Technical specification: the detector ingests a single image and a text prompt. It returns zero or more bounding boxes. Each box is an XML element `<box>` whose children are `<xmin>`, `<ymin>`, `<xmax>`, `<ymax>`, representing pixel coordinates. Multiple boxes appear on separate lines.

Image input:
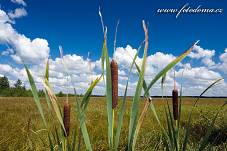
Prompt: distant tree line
<box><xmin>0</xmin><ymin>76</ymin><xmax>68</xmax><ymax>97</ymax></box>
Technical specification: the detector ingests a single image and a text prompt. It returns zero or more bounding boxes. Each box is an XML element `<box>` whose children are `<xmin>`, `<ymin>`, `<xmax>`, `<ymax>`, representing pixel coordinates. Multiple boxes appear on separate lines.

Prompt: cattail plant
<box><xmin>172</xmin><ymin>71</ymin><xmax>178</xmax><ymax>120</ymax></box>
<box><xmin>111</xmin><ymin>59</ymin><xmax>118</xmax><ymax>109</ymax></box>
<box><xmin>59</xmin><ymin>46</ymin><xmax>71</xmax><ymax>137</ymax></box>
<box><xmin>63</xmin><ymin>100</ymin><xmax>70</xmax><ymax>136</ymax></box>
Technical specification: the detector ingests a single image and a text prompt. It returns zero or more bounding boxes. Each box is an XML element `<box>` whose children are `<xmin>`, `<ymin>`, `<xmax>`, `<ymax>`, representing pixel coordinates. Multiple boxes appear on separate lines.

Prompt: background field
<box><xmin>0</xmin><ymin>97</ymin><xmax>226</xmax><ymax>150</ymax></box>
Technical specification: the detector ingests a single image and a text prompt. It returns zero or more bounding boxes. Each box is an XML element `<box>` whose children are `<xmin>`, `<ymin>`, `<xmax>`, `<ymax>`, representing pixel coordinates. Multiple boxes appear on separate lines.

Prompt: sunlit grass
<box><xmin>0</xmin><ymin>97</ymin><xmax>226</xmax><ymax>150</ymax></box>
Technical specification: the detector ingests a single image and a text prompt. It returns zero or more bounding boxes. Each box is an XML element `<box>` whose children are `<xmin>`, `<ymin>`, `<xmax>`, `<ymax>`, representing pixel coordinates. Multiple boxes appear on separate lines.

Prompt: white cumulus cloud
<box><xmin>11</xmin><ymin>0</ymin><xmax>27</xmax><ymax>6</ymax></box>
<box><xmin>189</xmin><ymin>45</ymin><xmax>215</xmax><ymax>67</ymax></box>
<box><xmin>216</xmin><ymin>48</ymin><xmax>227</xmax><ymax>74</ymax></box>
<box><xmin>8</xmin><ymin>8</ymin><xmax>27</xmax><ymax>19</ymax></box>
<box><xmin>0</xmin><ymin>9</ymin><xmax>50</xmax><ymax>64</ymax></box>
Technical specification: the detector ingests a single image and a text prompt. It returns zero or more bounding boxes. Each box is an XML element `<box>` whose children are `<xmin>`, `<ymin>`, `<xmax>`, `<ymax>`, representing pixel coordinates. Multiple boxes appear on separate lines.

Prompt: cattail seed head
<box><xmin>111</xmin><ymin>59</ymin><xmax>118</xmax><ymax>109</ymax></box>
<box><xmin>172</xmin><ymin>89</ymin><xmax>179</xmax><ymax>120</ymax></box>
<box><xmin>63</xmin><ymin>101</ymin><xmax>70</xmax><ymax>136</ymax></box>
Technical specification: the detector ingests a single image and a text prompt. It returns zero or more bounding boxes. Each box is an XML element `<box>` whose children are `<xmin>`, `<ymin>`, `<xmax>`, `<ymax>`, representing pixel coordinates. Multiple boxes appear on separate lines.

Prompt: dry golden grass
<box><xmin>0</xmin><ymin>97</ymin><xmax>226</xmax><ymax>150</ymax></box>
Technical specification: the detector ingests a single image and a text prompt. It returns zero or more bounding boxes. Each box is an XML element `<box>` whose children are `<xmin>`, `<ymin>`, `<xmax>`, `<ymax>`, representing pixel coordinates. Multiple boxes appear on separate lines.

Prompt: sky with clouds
<box><xmin>0</xmin><ymin>0</ymin><xmax>227</xmax><ymax>96</ymax></box>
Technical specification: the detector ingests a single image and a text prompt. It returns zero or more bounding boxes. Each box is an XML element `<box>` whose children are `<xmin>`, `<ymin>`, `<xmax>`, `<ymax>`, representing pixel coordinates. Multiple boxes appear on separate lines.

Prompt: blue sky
<box><xmin>1</xmin><ymin>0</ymin><xmax>227</xmax><ymax>59</ymax></box>
<box><xmin>0</xmin><ymin>0</ymin><xmax>227</xmax><ymax>96</ymax></box>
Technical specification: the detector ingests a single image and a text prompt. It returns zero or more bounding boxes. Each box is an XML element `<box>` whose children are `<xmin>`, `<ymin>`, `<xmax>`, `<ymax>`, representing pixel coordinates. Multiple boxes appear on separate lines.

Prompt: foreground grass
<box><xmin>0</xmin><ymin>97</ymin><xmax>226</xmax><ymax>150</ymax></box>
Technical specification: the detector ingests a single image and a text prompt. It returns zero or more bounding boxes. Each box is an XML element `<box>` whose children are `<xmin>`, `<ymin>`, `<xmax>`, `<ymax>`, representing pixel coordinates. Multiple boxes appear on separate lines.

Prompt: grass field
<box><xmin>0</xmin><ymin>97</ymin><xmax>226</xmax><ymax>150</ymax></box>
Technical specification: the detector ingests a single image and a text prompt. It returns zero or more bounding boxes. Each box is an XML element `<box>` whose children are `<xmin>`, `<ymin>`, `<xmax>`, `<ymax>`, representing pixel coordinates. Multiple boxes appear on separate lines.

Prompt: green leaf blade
<box><xmin>24</xmin><ymin>65</ymin><xmax>47</xmax><ymax>128</ymax></box>
<box><xmin>144</xmin><ymin>41</ymin><xmax>199</xmax><ymax>97</ymax></box>
<box><xmin>128</xmin><ymin>21</ymin><xmax>148</xmax><ymax>150</ymax></box>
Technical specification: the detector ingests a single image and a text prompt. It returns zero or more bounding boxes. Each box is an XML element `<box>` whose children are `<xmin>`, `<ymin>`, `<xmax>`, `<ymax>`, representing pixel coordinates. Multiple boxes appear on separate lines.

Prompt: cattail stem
<box><xmin>174</xmin><ymin>70</ymin><xmax>176</xmax><ymax>90</ymax></box>
<box><xmin>63</xmin><ymin>101</ymin><xmax>70</xmax><ymax>136</ymax></box>
<box><xmin>112</xmin><ymin>109</ymin><xmax>115</xmax><ymax>141</ymax></box>
<box><xmin>111</xmin><ymin>59</ymin><xmax>118</xmax><ymax>109</ymax></box>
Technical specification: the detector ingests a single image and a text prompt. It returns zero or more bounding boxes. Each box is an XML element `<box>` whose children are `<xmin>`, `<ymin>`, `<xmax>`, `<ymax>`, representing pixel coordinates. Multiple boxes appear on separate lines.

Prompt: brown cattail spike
<box><xmin>63</xmin><ymin>101</ymin><xmax>70</xmax><ymax>136</ymax></box>
<box><xmin>172</xmin><ymin>89</ymin><xmax>179</xmax><ymax>120</ymax></box>
<box><xmin>172</xmin><ymin>70</ymin><xmax>179</xmax><ymax>120</ymax></box>
<box><xmin>111</xmin><ymin>59</ymin><xmax>118</xmax><ymax>109</ymax></box>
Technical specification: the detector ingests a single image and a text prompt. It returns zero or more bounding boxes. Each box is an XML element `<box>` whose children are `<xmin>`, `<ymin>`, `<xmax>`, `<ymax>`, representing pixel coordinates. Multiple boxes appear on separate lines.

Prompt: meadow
<box><xmin>0</xmin><ymin>97</ymin><xmax>226</xmax><ymax>151</ymax></box>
